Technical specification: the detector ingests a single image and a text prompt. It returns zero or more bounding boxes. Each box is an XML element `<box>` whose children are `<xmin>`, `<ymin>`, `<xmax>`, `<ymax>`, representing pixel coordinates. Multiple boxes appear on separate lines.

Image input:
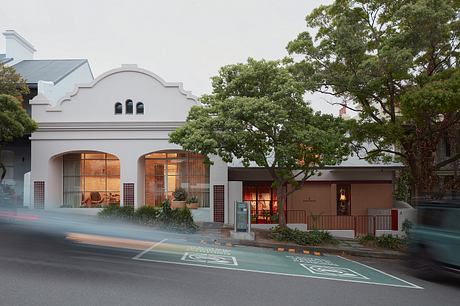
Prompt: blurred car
<box><xmin>408</xmin><ymin>200</ymin><xmax>460</xmax><ymax>279</ymax></box>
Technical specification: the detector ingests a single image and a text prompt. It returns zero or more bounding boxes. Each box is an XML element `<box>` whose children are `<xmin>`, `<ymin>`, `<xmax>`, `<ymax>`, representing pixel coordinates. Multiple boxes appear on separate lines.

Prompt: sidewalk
<box><xmin>197</xmin><ymin>224</ymin><xmax>406</xmax><ymax>259</ymax></box>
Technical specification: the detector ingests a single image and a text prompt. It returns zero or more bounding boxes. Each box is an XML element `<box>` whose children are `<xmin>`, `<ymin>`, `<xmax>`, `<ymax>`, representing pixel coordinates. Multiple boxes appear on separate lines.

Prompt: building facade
<box><xmin>1</xmin><ymin>30</ymin><xmax>93</xmax><ymax>206</ymax></box>
<box><xmin>30</xmin><ymin>65</ymin><xmax>228</xmax><ymax>221</ymax></box>
<box><xmin>29</xmin><ymin>64</ymin><xmax>399</xmax><ymax>226</ymax></box>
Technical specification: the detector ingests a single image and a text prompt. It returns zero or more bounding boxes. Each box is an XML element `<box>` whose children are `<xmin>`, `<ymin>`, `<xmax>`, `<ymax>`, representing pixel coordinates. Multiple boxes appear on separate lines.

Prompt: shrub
<box><xmin>97</xmin><ymin>200</ymin><xmax>198</xmax><ymax>233</ymax></box>
<box><xmin>270</xmin><ymin>226</ymin><xmax>338</xmax><ymax>246</ymax></box>
<box><xmin>376</xmin><ymin>234</ymin><xmax>405</xmax><ymax>250</ymax></box>
<box><xmin>135</xmin><ymin>205</ymin><xmax>160</xmax><ymax>224</ymax></box>
<box><xmin>172</xmin><ymin>188</ymin><xmax>187</xmax><ymax>201</ymax></box>
<box><xmin>186</xmin><ymin>195</ymin><xmax>198</xmax><ymax>204</ymax></box>
<box><xmin>169</xmin><ymin>206</ymin><xmax>198</xmax><ymax>233</ymax></box>
<box><xmin>402</xmin><ymin>219</ymin><xmax>413</xmax><ymax>236</ymax></box>
<box><xmin>359</xmin><ymin>234</ymin><xmax>406</xmax><ymax>250</ymax></box>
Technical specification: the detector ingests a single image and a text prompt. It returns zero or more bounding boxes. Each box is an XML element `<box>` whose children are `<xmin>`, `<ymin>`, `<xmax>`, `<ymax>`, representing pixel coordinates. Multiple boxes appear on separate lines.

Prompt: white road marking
<box><xmin>132</xmin><ymin>239</ymin><xmax>168</xmax><ymax>260</ymax></box>
<box><xmin>181</xmin><ymin>252</ymin><xmax>238</xmax><ymax>266</ymax></box>
<box><xmin>337</xmin><ymin>255</ymin><xmax>424</xmax><ymax>289</ymax></box>
<box><xmin>132</xmin><ymin>256</ymin><xmax>423</xmax><ymax>289</ymax></box>
<box><xmin>301</xmin><ymin>264</ymin><xmax>369</xmax><ymax>280</ymax></box>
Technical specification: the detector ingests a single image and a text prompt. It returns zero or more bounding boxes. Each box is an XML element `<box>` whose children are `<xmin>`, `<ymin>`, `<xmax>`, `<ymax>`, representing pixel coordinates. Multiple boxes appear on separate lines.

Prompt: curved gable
<box><xmin>31</xmin><ymin>65</ymin><xmax>199</xmax><ymax>123</ymax></box>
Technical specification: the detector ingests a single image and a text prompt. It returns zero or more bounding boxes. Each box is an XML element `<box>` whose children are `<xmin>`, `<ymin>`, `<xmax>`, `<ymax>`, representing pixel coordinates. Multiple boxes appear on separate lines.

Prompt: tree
<box><xmin>0</xmin><ymin>94</ymin><xmax>37</xmax><ymax>183</ymax></box>
<box><xmin>0</xmin><ymin>63</ymin><xmax>29</xmax><ymax>102</ymax></box>
<box><xmin>170</xmin><ymin>59</ymin><xmax>350</xmax><ymax>227</ymax></box>
<box><xmin>287</xmin><ymin>0</ymin><xmax>460</xmax><ymax>201</ymax></box>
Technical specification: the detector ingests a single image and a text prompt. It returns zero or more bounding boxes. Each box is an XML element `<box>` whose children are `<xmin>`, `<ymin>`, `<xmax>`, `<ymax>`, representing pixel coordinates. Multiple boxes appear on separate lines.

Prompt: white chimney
<box><xmin>3</xmin><ymin>30</ymin><xmax>36</xmax><ymax>65</ymax></box>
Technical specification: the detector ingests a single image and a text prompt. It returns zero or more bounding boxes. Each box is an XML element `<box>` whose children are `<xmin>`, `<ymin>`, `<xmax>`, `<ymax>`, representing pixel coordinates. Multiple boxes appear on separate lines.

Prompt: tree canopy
<box><xmin>287</xmin><ymin>0</ymin><xmax>460</xmax><ymax>199</ymax></box>
<box><xmin>170</xmin><ymin>59</ymin><xmax>350</xmax><ymax>226</ymax></box>
<box><xmin>0</xmin><ymin>63</ymin><xmax>29</xmax><ymax>102</ymax></box>
<box><xmin>0</xmin><ymin>94</ymin><xmax>37</xmax><ymax>182</ymax></box>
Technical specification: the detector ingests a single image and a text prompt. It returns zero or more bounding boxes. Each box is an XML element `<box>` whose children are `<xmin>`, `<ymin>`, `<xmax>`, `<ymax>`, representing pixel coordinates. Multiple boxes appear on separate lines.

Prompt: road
<box><xmin>0</xmin><ymin>212</ymin><xmax>459</xmax><ymax>306</ymax></box>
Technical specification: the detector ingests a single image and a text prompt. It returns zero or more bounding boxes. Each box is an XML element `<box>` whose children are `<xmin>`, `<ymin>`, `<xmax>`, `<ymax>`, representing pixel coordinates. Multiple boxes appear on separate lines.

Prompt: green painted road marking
<box><xmin>133</xmin><ymin>239</ymin><xmax>422</xmax><ymax>289</ymax></box>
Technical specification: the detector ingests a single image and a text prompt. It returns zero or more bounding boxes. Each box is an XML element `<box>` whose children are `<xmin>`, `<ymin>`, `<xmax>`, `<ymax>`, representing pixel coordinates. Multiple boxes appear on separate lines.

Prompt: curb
<box><xmin>199</xmin><ymin>238</ymin><xmax>406</xmax><ymax>259</ymax></box>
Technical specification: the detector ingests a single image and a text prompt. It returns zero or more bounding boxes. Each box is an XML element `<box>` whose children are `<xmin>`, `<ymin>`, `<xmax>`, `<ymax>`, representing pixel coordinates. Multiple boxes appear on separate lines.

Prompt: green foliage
<box><xmin>270</xmin><ymin>226</ymin><xmax>338</xmax><ymax>246</ymax></box>
<box><xmin>394</xmin><ymin>171</ymin><xmax>411</xmax><ymax>202</ymax></box>
<box><xmin>0</xmin><ymin>64</ymin><xmax>29</xmax><ymax>102</ymax></box>
<box><xmin>98</xmin><ymin>201</ymin><xmax>198</xmax><ymax>233</ymax></box>
<box><xmin>98</xmin><ymin>204</ymin><xmax>134</xmax><ymax>221</ymax></box>
<box><xmin>185</xmin><ymin>195</ymin><xmax>198</xmax><ymax>204</ymax></box>
<box><xmin>359</xmin><ymin>234</ymin><xmax>406</xmax><ymax>250</ymax></box>
<box><xmin>0</xmin><ymin>94</ymin><xmax>37</xmax><ymax>182</ymax></box>
<box><xmin>170</xmin><ymin>58</ymin><xmax>350</xmax><ymax>226</ymax></box>
<box><xmin>402</xmin><ymin>219</ymin><xmax>413</xmax><ymax>236</ymax></box>
<box><xmin>172</xmin><ymin>188</ymin><xmax>187</xmax><ymax>201</ymax></box>
<box><xmin>0</xmin><ymin>94</ymin><xmax>37</xmax><ymax>144</ymax></box>
<box><xmin>135</xmin><ymin>205</ymin><xmax>160</xmax><ymax>224</ymax></box>
<box><xmin>287</xmin><ymin>0</ymin><xmax>460</xmax><ymax>196</ymax></box>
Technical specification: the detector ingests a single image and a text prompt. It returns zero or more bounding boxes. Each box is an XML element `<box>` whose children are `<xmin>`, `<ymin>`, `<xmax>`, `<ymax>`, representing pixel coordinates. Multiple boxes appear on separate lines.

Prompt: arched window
<box><xmin>136</xmin><ymin>102</ymin><xmax>144</xmax><ymax>114</ymax></box>
<box><xmin>126</xmin><ymin>99</ymin><xmax>133</xmax><ymax>114</ymax></box>
<box><xmin>114</xmin><ymin>102</ymin><xmax>123</xmax><ymax>114</ymax></box>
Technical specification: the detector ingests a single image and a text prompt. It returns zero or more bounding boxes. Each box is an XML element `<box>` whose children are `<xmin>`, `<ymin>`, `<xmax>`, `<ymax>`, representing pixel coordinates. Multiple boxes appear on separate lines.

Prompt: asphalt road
<box><xmin>0</xmin><ymin>215</ymin><xmax>459</xmax><ymax>306</ymax></box>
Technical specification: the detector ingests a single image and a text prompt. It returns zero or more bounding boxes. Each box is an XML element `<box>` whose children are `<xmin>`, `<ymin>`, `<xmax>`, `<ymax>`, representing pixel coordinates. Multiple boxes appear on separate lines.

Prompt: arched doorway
<box><xmin>143</xmin><ymin>151</ymin><xmax>209</xmax><ymax>207</ymax></box>
<box><xmin>61</xmin><ymin>152</ymin><xmax>120</xmax><ymax>208</ymax></box>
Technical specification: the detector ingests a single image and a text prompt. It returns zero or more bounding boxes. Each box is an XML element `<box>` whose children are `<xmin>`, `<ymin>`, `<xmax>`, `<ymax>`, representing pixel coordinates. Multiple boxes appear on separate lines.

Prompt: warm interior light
<box><xmin>339</xmin><ymin>188</ymin><xmax>347</xmax><ymax>201</ymax></box>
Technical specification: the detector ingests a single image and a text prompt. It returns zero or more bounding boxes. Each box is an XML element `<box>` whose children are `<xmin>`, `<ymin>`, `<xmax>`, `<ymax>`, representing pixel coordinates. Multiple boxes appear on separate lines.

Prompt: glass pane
<box><xmin>107</xmin><ymin>191</ymin><xmax>120</xmax><ymax>205</ymax></box>
<box><xmin>171</xmin><ymin>158</ymin><xmax>188</xmax><ymax>177</ymax></box>
<box><xmin>243</xmin><ymin>186</ymin><xmax>257</xmax><ymax>201</ymax></box>
<box><xmin>63</xmin><ymin>159</ymin><xmax>82</xmax><ymax>176</ymax></box>
<box><xmin>63</xmin><ymin>176</ymin><xmax>81</xmax><ymax>193</ymax></box>
<box><xmin>85</xmin><ymin>176</ymin><xmax>106</xmax><ymax>191</ymax></box>
<box><xmin>145</xmin><ymin>153</ymin><xmax>167</xmax><ymax>159</ymax></box>
<box><xmin>107</xmin><ymin>177</ymin><xmax>120</xmax><ymax>191</ymax></box>
<box><xmin>106</xmin><ymin>160</ymin><xmax>120</xmax><ymax>176</ymax></box>
<box><xmin>167</xmin><ymin>162</ymin><xmax>178</xmax><ymax>176</ymax></box>
<box><xmin>63</xmin><ymin>153</ymin><xmax>81</xmax><ymax>161</ymax></box>
<box><xmin>63</xmin><ymin>192</ymin><xmax>81</xmax><ymax>208</ymax></box>
<box><xmin>106</xmin><ymin>154</ymin><xmax>118</xmax><ymax>160</ymax></box>
<box><xmin>145</xmin><ymin>159</ymin><xmax>166</xmax><ymax>176</ymax></box>
<box><xmin>84</xmin><ymin>153</ymin><xmax>106</xmax><ymax>159</ymax></box>
<box><xmin>84</xmin><ymin>159</ymin><xmax>106</xmax><ymax>176</ymax></box>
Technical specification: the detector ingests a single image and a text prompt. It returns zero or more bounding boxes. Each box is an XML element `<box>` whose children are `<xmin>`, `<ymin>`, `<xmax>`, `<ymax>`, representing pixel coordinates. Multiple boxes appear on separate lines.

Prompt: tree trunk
<box><xmin>276</xmin><ymin>183</ymin><xmax>287</xmax><ymax>227</ymax></box>
<box><xmin>0</xmin><ymin>161</ymin><xmax>6</xmax><ymax>185</ymax></box>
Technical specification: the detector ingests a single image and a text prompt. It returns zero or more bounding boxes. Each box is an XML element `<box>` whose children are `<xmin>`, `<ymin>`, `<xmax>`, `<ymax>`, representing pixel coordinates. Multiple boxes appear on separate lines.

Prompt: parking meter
<box><xmin>235</xmin><ymin>201</ymin><xmax>251</xmax><ymax>233</ymax></box>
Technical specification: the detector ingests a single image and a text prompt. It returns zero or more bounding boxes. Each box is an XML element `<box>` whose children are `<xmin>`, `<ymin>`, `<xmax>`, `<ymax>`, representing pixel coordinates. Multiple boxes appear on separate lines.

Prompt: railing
<box><xmin>308</xmin><ymin>215</ymin><xmax>393</xmax><ymax>236</ymax></box>
<box><xmin>250</xmin><ymin>210</ymin><xmax>279</xmax><ymax>224</ymax></box>
<box><xmin>251</xmin><ymin>210</ymin><xmax>393</xmax><ymax>236</ymax></box>
<box><xmin>286</xmin><ymin>210</ymin><xmax>307</xmax><ymax>224</ymax></box>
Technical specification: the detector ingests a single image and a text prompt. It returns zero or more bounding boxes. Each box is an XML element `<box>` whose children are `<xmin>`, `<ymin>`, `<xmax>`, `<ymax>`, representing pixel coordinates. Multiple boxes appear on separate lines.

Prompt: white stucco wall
<box><xmin>228</xmin><ymin>181</ymin><xmax>243</xmax><ymax>225</ymax></box>
<box><xmin>209</xmin><ymin>155</ymin><xmax>228</xmax><ymax>222</ymax></box>
<box><xmin>3</xmin><ymin>30</ymin><xmax>35</xmax><ymax>66</ymax></box>
<box><xmin>30</xmin><ymin>65</ymin><xmax>228</xmax><ymax>221</ymax></box>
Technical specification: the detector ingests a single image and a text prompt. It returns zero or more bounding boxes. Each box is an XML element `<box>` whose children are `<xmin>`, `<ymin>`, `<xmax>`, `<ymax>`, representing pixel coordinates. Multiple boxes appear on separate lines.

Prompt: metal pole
<box><xmin>247</xmin><ymin>201</ymin><xmax>251</xmax><ymax>233</ymax></box>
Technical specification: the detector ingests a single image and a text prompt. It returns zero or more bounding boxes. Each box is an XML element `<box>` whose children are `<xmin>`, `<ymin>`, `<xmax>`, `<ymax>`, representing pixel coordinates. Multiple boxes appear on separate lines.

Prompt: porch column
<box><xmin>119</xmin><ymin>155</ymin><xmax>139</xmax><ymax>208</ymax></box>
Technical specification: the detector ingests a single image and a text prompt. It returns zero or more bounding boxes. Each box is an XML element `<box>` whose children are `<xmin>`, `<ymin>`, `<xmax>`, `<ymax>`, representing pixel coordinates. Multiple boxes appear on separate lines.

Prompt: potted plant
<box><xmin>186</xmin><ymin>195</ymin><xmax>199</xmax><ymax>209</ymax></box>
<box><xmin>171</xmin><ymin>187</ymin><xmax>187</xmax><ymax>209</ymax></box>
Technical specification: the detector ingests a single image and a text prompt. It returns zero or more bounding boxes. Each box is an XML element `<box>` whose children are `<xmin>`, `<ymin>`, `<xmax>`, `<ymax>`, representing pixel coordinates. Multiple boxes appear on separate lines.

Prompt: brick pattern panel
<box><xmin>213</xmin><ymin>185</ymin><xmax>224</xmax><ymax>223</ymax></box>
<box><xmin>34</xmin><ymin>181</ymin><xmax>45</xmax><ymax>209</ymax></box>
<box><xmin>123</xmin><ymin>183</ymin><xmax>135</xmax><ymax>207</ymax></box>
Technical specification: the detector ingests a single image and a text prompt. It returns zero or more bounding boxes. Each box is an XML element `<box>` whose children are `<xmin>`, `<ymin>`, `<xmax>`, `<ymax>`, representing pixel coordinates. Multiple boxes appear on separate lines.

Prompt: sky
<box><xmin>0</xmin><ymin>0</ymin><xmax>338</xmax><ymax>114</ymax></box>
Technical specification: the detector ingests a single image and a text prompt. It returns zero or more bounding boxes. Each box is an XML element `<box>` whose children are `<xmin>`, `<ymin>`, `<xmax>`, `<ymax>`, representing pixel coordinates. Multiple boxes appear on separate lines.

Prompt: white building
<box><xmin>30</xmin><ymin>65</ymin><xmax>228</xmax><ymax>222</ymax></box>
<box><xmin>0</xmin><ymin>30</ymin><xmax>93</xmax><ymax>206</ymax></box>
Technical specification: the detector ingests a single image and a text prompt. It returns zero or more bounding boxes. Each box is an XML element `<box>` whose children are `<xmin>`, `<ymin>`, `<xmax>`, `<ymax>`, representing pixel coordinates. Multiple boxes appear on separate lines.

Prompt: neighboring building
<box><xmin>0</xmin><ymin>30</ymin><xmax>93</xmax><ymax>206</ymax></box>
<box><xmin>29</xmin><ymin>64</ymin><xmax>401</xmax><ymax>232</ymax></box>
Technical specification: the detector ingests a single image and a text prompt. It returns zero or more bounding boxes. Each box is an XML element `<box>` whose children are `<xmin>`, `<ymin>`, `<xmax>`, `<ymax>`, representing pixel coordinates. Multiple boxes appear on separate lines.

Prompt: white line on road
<box><xmin>337</xmin><ymin>256</ymin><xmax>423</xmax><ymax>289</ymax></box>
<box><xmin>132</xmin><ymin>256</ymin><xmax>423</xmax><ymax>289</ymax></box>
<box><xmin>132</xmin><ymin>239</ymin><xmax>167</xmax><ymax>260</ymax></box>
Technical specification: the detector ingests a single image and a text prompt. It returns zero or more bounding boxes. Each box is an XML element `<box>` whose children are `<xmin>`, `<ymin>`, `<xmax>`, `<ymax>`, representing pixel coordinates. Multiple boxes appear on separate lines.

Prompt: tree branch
<box><xmin>435</xmin><ymin>153</ymin><xmax>460</xmax><ymax>170</ymax></box>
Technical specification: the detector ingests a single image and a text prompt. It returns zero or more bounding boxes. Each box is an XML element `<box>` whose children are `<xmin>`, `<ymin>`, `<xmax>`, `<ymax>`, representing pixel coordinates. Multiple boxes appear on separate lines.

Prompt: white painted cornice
<box><xmin>34</xmin><ymin>121</ymin><xmax>184</xmax><ymax>132</ymax></box>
